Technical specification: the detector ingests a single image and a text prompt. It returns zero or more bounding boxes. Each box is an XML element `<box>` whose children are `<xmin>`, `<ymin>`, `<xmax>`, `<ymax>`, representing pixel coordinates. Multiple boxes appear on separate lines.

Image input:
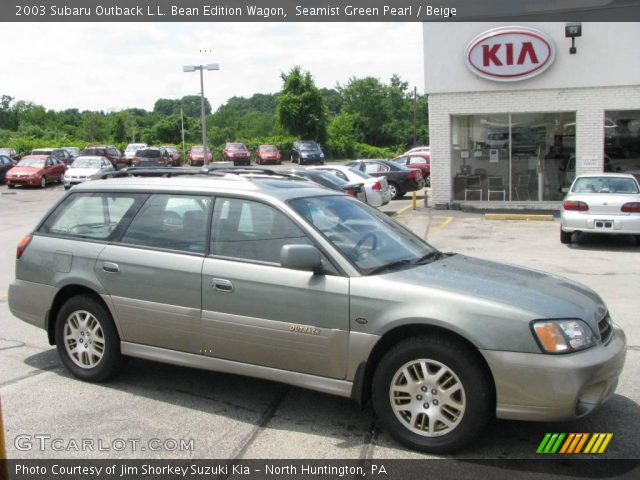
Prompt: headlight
<box><xmin>320</xmin><ymin>153</ymin><xmax>325</xmax><ymax>158</ymax></box>
<box><xmin>532</xmin><ymin>319</ymin><xmax>596</xmax><ymax>353</ymax></box>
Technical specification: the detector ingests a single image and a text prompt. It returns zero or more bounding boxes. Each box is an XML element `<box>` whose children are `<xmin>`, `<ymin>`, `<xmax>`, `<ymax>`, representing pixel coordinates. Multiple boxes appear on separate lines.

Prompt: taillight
<box><xmin>563</xmin><ymin>200</ymin><xmax>589</xmax><ymax>211</ymax></box>
<box><xmin>372</xmin><ymin>181</ymin><xmax>382</xmax><ymax>191</ymax></box>
<box><xmin>621</xmin><ymin>202</ymin><xmax>640</xmax><ymax>213</ymax></box>
<box><xmin>407</xmin><ymin>170</ymin><xmax>419</xmax><ymax>179</ymax></box>
<box><xmin>344</xmin><ymin>188</ymin><xmax>356</xmax><ymax>197</ymax></box>
<box><xmin>16</xmin><ymin>235</ymin><xmax>32</xmax><ymax>259</ymax></box>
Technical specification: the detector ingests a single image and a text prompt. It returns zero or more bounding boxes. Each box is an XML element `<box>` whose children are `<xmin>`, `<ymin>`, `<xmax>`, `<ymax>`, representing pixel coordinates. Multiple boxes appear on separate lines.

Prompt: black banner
<box><xmin>1</xmin><ymin>459</ymin><xmax>640</xmax><ymax>480</ymax></box>
<box><xmin>4</xmin><ymin>0</ymin><xmax>640</xmax><ymax>22</ymax></box>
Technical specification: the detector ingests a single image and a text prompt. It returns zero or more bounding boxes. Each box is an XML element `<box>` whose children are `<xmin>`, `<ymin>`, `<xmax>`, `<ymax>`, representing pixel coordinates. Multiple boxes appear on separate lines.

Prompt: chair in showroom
<box><xmin>487</xmin><ymin>176</ymin><xmax>506</xmax><ymax>201</ymax></box>
<box><xmin>464</xmin><ymin>175</ymin><xmax>482</xmax><ymax>200</ymax></box>
<box><xmin>515</xmin><ymin>174</ymin><xmax>531</xmax><ymax>201</ymax></box>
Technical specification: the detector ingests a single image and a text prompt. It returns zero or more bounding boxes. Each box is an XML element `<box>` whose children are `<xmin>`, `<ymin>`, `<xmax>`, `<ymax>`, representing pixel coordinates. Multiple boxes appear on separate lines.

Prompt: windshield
<box><xmin>163</xmin><ymin>146</ymin><xmax>177</xmax><ymax>152</ymax></box>
<box><xmin>82</xmin><ymin>149</ymin><xmax>107</xmax><ymax>156</ymax></box>
<box><xmin>347</xmin><ymin>168</ymin><xmax>371</xmax><ymax>179</ymax></box>
<box><xmin>289</xmin><ymin>196</ymin><xmax>438</xmax><ymax>274</ymax></box>
<box><xmin>17</xmin><ymin>158</ymin><xmax>45</xmax><ymax>168</ymax></box>
<box><xmin>299</xmin><ymin>142</ymin><xmax>319</xmax><ymax>151</ymax></box>
<box><xmin>260</xmin><ymin>146</ymin><xmax>277</xmax><ymax>152</ymax></box>
<box><xmin>228</xmin><ymin>144</ymin><xmax>247</xmax><ymax>151</ymax></box>
<box><xmin>192</xmin><ymin>147</ymin><xmax>209</xmax><ymax>153</ymax></box>
<box><xmin>31</xmin><ymin>150</ymin><xmax>51</xmax><ymax>155</ymax></box>
<box><xmin>136</xmin><ymin>150</ymin><xmax>161</xmax><ymax>158</ymax></box>
<box><xmin>71</xmin><ymin>158</ymin><xmax>101</xmax><ymax>169</ymax></box>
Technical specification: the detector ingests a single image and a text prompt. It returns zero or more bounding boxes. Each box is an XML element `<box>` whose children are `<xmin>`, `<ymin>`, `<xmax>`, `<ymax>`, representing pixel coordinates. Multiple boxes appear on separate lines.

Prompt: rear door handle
<box><xmin>102</xmin><ymin>262</ymin><xmax>119</xmax><ymax>273</ymax></box>
<box><xmin>211</xmin><ymin>278</ymin><xmax>233</xmax><ymax>292</ymax></box>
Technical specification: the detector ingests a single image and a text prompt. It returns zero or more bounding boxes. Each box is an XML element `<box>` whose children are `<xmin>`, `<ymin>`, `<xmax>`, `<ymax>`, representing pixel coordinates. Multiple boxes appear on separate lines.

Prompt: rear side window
<box><xmin>122</xmin><ymin>194</ymin><xmax>212</xmax><ymax>253</ymax></box>
<box><xmin>39</xmin><ymin>193</ymin><xmax>144</xmax><ymax>240</ymax></box>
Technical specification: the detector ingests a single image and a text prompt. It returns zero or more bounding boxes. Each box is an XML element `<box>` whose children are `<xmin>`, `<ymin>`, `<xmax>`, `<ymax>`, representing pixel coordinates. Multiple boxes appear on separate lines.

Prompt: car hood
<box><xmin>66</xmin><ymin>167</ymin><xmax>101</xmax><ymax>176</ymax></box>
<box><xmin>383</xmin><ymin>254</ymin><xmax>606</xmax><ymax>329</ymax></box>
<box><xmin>8</xmin><ymin>166</ymin><xmax>42</xmax><ymax>174</ymax></box>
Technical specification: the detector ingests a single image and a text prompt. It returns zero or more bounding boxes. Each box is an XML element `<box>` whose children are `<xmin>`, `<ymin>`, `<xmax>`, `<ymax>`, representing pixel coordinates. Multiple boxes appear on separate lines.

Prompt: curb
<box><xmin>485</xmin><ymin>213</ymin><xmax>554</xmax><ymax>221</ymax></box>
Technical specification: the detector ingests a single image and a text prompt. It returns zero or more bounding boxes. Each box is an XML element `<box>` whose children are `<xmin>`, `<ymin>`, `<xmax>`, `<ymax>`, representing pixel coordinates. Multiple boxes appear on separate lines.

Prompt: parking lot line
<box><xmin>393</xmin><ymin>204</ymin><xmax>414</xmax><ymax>217</ymax></box>
<box><xmin>429</xmin><ymin>216</ymin><xmax>454</xmax><ymax>236</ymax></box>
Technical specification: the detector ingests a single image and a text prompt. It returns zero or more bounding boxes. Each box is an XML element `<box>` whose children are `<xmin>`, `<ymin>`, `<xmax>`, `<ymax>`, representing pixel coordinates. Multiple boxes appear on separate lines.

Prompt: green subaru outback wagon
<box><xmin>9</xmin><ymin>168</ymin><xmax>626</xmax><ymax>453</ymax></box>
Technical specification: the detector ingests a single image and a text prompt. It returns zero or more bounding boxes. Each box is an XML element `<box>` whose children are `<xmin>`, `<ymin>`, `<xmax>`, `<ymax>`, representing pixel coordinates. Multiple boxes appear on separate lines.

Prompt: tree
<box><xmin>153</xmin><ymin>98</ymin><xmax>179</xmax><ymax>116</ymax></box>
<box><xmin>181</xmin><ymin>95</ymin><xmax>211</xmax><ymax>118</ymax></box>
<box><xmin>276</xmin><ymin>66</ymin><xmax>327</xmax><ymax>143</ymax></box>
<box><xmin>111</xmin><ymin>116</ymin><xmax>127</xmax><ymax>142</ymax></box>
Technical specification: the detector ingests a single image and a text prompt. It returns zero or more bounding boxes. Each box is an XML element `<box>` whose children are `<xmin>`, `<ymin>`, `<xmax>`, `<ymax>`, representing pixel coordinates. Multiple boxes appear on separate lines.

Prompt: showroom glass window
<box><xmin>604</xmin><ymin>110</ymin><xmax>640</xmax><ymax>174</ymax></box>
<box><xmin>451</xmin><ymin>112</ymin><xmax>576</xmax><ymax>202</ymax></box>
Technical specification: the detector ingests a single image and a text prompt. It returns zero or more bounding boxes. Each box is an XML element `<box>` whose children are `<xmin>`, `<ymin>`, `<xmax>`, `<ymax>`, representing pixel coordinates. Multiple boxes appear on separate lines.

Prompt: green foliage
<box><xmin>276</xmin><ymin>66</ymin><xmax>328</xmax><ymax>143</ymax></box>
<box><xmin>0</xmin><ymin>71</ymin><xmax>428</xmax><ymax>158</ymax></box>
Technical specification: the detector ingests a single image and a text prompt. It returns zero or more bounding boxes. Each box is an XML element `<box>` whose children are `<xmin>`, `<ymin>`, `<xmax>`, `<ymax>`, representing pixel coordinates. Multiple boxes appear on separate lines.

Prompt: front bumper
<box><xmin>232</xmin><ymin>158</ymin><xmax>251</xmax><ymax>166</ymax></box>
<box><xmin>562</xmin><ymin>211</ymin><xmax>640</xmax><ymax>234</ymax></box>
<box><xmin>481</xmin><ymin>327</ymin><xmax>626</xmax><ymax>421</ymax></box>
<box><xmin>6</xmin><ymin>176</ymin><xmax>40</xmax><ymax>186</ymax></box>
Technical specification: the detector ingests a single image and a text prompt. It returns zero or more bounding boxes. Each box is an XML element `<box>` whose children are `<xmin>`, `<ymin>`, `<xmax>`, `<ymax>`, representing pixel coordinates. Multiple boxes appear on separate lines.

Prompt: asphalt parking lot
<box><xmin>0</xmin><ymin>180</ymin><xmax>638</xmax><ymax>461</ymax></box>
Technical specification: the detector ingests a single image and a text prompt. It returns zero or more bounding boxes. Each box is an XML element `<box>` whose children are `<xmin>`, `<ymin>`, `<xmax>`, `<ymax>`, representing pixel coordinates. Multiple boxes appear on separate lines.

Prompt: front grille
<box><xmin>598</xmin><ymin>312</ymin><xmax>613</xmax><ymax>344</ymax></box>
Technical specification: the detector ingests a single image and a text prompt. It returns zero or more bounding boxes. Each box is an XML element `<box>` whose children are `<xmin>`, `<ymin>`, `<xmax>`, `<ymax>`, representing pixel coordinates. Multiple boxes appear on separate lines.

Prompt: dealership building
<box><xmin>423</xmin><ymin>22</ymin><xmax>640</xmax><ymax>209</ymax></box>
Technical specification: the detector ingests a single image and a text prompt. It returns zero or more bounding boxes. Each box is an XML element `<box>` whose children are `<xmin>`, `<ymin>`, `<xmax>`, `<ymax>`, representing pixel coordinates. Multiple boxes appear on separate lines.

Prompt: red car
<box><xmin>161</xmin><ymin>146</ymin><xmax>181</xmax><ymax>166</ymax></box>
<box><xmin>5</xmin><ymin>155</ymin><xmax>66</xmax><ymax>188</ymax></box>
<box><xmin>188</xmin><ymin>146</ymin><xmax>213</xmax><ymax>166</ymax></box>
<box><xmin>223</xmin><ymin>142</ymin><xmax>251</xmax><ymax>166</ymax></box>
<box><xmin>255</xmin><ymin>145</ymin><xmax>282</xmax><ymax>165</ymax></box>
<box><xmin>81</xmin><ymin>145</ymin><xmax>125</xmax><ymax>169</ymax></box>
<box><xmin>391</xmin><ymin>153</ymin><xmax>431</xmax><ymax>186</ymax></box>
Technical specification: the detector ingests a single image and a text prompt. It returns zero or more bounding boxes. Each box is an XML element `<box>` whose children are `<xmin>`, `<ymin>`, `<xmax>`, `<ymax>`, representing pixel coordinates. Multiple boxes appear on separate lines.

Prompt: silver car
<box><xmin>308</xmin><ymin>165</ymin><xmax>391</xmax><ymax>207</ymax></box>
<box><xmin>561</xmin><ymin>173</ymin><xmax>640</xmax><ymax>244</ymax></box>
<box><xmin>9</xmin><ymin>170</ymin><xmax>626</xmax><ymax>453</ymax></box>
<box><xmin>63</xmin><ymin>155</ymin><xmax>114</xmax><ymax>189</ymax></box>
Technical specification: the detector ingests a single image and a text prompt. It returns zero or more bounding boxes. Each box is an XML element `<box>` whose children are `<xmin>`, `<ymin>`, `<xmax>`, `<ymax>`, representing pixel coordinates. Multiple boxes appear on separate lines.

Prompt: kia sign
<box><xmin>465</xmin><ymin>27</ymin><xmax>555</xmax><ymax>82</ymax></box>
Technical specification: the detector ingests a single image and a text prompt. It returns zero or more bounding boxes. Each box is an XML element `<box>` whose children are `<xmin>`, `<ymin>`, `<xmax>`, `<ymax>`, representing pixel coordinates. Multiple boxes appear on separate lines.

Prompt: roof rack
<box><xmin>92</xmin><ymin>166</ymin><xmax>304</xmax><ymax>181</ymax></box>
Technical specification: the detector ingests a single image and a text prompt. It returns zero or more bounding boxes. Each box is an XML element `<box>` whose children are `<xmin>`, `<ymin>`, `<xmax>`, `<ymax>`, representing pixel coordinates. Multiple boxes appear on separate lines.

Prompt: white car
<box><xmin>308</xmin><ymin>165</ymin><xmax>391</xmax><ymax>207</ymax></box>
<box><xmin>124</xmin><ymin>143</ymin><xmax>148</xmax><ymax>161</ymax></box>
<box><xmin>63</xmin><ymin>156</ymin><xmax>114</xmax><ymax>189</ymax></box>
<box><xmin>560</xmin><ymin>173</ymin><xmax>640</xmax><ymax>244</ymax></box>
<box><xmin>403</xmin><ymin>145</ymin><xmax>430</xmax><ymax>156</ymax></box>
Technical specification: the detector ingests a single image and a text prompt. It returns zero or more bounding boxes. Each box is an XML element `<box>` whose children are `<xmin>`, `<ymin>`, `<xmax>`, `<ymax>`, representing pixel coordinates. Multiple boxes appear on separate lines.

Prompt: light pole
<box><xmin>183</xmin><ymin>63</ymin><xmax>219</xmax><ymax>166</ymax></box>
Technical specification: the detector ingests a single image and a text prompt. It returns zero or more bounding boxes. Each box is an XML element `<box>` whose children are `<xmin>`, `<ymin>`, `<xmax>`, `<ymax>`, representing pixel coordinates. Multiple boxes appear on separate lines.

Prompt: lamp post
<box><xmin>183</xmin><ymin>63</ymin><xmax>219</xmax><ymax>166</ymax></box>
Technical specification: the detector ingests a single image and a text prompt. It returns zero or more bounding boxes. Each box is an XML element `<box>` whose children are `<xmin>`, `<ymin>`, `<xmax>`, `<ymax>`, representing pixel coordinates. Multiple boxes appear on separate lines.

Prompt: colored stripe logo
<box><xmin>537</xmin><ymin>433</ymin><xmax>613</xmax><ymax>454</ymax></box>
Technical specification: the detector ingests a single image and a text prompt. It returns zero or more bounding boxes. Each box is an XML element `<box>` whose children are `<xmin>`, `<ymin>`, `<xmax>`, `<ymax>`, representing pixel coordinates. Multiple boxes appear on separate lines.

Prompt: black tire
<box><xmin>388</xmin><ymin>182</ymin><xmax>400</xmax><ymax>200</ymax></box>
<box><xmin>8</xmin><ymin>184</ymin><xmax>15</xmax><ymax>189</ymax></box>
<box><xmin>55</xmin><ymin>295</ymin><xmax>124</xmax><ymax>382</ymax></box>
<box><xmin>560</xmin><ymin>229</ymin><xmax>572</xmax><ymax>244</ymax></box>
<box><xmin>425</xmin><ymin>175</ymin><xmax>431</xmax><ymax>188</ymax></box>
<box><xmin>372</xmin><ymin>335</ymin><xmax>494</xmax><ymax>453</ymax></box>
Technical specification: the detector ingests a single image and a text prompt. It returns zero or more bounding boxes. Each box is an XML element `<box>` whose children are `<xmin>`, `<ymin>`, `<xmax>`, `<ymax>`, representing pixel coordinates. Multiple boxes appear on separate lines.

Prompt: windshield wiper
<box><xmin>411</xmin><ymin>251</ymin><xmax>443</xmax><ymax>265</ymax></box>
<box><xmin>366</xmin><ymin>259</ymin><xmax>414</xmax><ymax>276</ymax></box>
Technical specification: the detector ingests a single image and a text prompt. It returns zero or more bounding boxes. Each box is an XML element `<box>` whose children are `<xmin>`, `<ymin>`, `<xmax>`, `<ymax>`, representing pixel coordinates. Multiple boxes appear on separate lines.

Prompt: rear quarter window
<box><xmin>39</xmin><ymin>193</ymin><xmax>145</xmax><ymax>240</ymax></box>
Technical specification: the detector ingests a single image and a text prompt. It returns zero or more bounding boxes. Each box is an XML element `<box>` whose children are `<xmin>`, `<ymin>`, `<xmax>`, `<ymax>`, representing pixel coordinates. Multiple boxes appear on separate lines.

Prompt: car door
<box><xmin>201</xmin><ymin>196</ymin><xmax>350</xmax><ymax>379</ymax></box>
<box><xmin>96</xmin><ymin>193</ymin><xmax>212</xmax><ymax>353</ymax></box>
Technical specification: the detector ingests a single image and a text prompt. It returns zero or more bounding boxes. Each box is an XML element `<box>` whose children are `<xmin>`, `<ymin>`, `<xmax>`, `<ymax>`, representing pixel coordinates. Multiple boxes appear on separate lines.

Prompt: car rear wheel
<box><xmin>388</xmin><ymin>182</ymin><xmax>402</xmax><ymax>200</ymax></box>
<box><xmin>372</xmin><ymin>336</ymin><xmax>493</xmax><ymax>453</ymax></box>
<box><xmin>560</xmin><ymin>228</ymin><xmax>572</xmax><ymax>244</ymax></box>
<box><xmin>40</xmin><ymin>176</ymin><xmax>46</xmax><ymax>188</ymax></box>
<box><xmin>55</xmin><ymin>295</ymin><xmax>124</xmax><ymax>382</ymax></box>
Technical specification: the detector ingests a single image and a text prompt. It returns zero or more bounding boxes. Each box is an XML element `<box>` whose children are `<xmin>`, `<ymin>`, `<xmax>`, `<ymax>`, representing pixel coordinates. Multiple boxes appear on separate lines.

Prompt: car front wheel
<box><xmin>40</xmin><ymin>176</ymin><xmax>46</xmax><ymax>188</ymax></box>
<box><xmin>55</xmin><ymin>295</ymin><xmax>124</xmax><ymax>382</ymax></box>
<box><xmin>372</xmin><ymin>336</ymin><xmax>494</xmax><ymax>453</ymax></box>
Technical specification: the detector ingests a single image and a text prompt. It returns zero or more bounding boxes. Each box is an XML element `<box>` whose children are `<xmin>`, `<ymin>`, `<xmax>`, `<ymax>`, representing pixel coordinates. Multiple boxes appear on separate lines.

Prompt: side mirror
<box><xmin>280</xmin><ymin>244</ymin><xmax>322</xmax><ymax>272</ymax></box>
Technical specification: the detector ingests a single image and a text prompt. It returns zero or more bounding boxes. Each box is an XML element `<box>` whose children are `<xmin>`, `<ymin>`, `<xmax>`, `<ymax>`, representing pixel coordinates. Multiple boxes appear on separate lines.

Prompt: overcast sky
<box><xmin>1</xmin><ymin>22</ymin><xmax>424</xmax><ymax>112</ymax></box>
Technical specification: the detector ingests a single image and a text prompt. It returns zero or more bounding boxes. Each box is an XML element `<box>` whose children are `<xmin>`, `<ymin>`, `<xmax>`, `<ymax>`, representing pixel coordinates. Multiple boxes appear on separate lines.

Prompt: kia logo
<box><xmin>466</xmin><ymin>27</ymin><xmax>555</xmax><ymax>82</ymax></box>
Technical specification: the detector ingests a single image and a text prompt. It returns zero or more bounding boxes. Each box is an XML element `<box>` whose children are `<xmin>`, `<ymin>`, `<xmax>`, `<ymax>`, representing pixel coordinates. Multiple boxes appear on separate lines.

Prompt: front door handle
<box><xmin>211</xmin><ymin>278</ymin><xmax>233</xmax><ymax>292</ymax></box>
<box><xmin>102</xmin><ymin>262</ymin><xmax>119</xmax><ymax>273</ymax></box>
